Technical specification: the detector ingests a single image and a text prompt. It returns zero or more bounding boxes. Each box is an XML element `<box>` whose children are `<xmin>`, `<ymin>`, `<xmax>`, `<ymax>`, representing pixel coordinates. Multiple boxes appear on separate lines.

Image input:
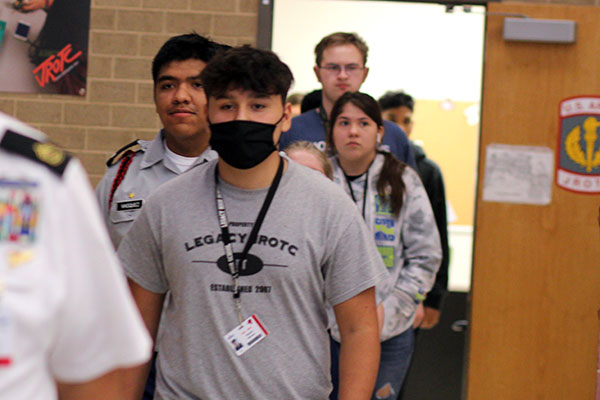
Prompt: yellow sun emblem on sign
<box><xmin>32</xmin><ymin>142</ymin><xmax>65</xmax><ymax>167</ymax></box>
<box><xmin>565</xmin><ymin>116</ymin><xmax>600</xmax><ymax>172</ymax></box>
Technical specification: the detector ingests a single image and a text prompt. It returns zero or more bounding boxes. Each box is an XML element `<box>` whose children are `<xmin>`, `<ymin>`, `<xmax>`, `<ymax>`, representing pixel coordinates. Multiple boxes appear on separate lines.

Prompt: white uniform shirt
<box><xmin>95</xmin><ymin>131</ymin><xmax>217</xmax><ymax>248</ymax></box>
<box><xmin>0</xmin><ymin>115</ymin><xmax>151</xmax><ymax>400</ymax></box>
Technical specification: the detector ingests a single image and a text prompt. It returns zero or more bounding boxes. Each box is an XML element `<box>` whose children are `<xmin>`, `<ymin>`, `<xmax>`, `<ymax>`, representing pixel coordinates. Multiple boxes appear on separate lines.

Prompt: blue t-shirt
<box><xmin>280</xmin><ymin>109</ymin><xmax>416</xmax><ymax>168</ymax></box>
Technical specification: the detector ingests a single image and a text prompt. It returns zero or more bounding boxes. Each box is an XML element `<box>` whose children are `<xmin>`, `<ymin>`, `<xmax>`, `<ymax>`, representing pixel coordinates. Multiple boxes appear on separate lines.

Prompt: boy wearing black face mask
<box><xmin>118</xmin><ymin>45</ymin><xmax>387</xmax><ymax>400</ymax></box>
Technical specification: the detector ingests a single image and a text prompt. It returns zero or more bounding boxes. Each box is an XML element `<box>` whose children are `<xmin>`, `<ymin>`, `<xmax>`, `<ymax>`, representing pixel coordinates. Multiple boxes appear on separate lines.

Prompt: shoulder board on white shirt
<box><xmin>0</xmin><ymin>129</ymin><xmax>71</xmax><ymax>177</ymax></box>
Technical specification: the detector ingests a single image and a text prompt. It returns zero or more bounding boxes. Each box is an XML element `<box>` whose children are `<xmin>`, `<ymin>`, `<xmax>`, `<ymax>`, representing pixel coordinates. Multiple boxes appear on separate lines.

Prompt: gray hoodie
<box><xmin>330</xmin><ymin>153</ymin><xmax>442</xmax><ymax>341</ymax></box>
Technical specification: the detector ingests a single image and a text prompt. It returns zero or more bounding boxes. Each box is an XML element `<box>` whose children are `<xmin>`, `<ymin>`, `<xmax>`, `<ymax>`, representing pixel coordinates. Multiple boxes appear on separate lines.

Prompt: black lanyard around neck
<box><xmin>214</xmin><ymin>157</ymin><xmax>284</xmax><ymax>323</ymax></box>
<box><xmin>343</xmin><ymin>168</ymin><xmax>369</xmax><ymax>220</ymax></box>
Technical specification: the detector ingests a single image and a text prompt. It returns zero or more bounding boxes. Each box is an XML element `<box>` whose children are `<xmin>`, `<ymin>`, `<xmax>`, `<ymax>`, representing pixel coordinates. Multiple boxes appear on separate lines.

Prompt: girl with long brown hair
<box><xmin>326</xmin><ymin>91</ymin><xmax>442</xmax><ymax>400</ymax></box>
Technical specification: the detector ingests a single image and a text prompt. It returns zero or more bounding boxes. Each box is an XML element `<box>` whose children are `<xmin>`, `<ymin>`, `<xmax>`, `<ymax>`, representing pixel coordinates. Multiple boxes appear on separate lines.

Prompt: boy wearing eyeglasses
<box><xmin>279</xmin><ymin>32</ymin><xmax>416</xmax><ymax>168</ymax></box>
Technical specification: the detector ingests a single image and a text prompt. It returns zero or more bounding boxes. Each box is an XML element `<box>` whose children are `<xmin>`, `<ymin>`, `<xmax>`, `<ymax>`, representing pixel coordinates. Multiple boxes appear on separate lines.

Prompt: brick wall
<box><xmin>4</xmin><ymin>0</ymin><xmax>597</xmax><ymax>186</ymax></box>
<box><xmin>1</xmin><ymin>0</ymin><xmax>258</xmax><ymax>186</ymax></box>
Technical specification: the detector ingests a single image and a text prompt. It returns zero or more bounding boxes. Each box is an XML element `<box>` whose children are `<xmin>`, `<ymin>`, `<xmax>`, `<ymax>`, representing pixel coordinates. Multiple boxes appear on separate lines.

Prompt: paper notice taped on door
<box><xmin>482</xmin><ymin>143</ymin><xmax>554</xmax><ymax>205</ymax></box>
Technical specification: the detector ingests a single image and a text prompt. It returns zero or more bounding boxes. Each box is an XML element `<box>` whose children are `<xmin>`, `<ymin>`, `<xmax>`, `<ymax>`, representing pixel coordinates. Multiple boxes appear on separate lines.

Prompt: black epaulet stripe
<box><xmin>0</xmin><ymin>129</ymin><xmax>71</xmax><ymax>177</ymax></box>
<box><xmin>106</xmin><ymin>139</ymin><xmax>140</xmax><ymax>167</ymax></box>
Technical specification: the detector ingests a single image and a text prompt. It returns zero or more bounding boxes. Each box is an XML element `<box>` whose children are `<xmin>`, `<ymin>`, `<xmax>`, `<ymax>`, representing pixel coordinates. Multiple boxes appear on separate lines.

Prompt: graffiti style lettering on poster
<box><xmin>32</xmin><ymin>44</ymin><xmax>82</xmax><ymax>88</ymax></box>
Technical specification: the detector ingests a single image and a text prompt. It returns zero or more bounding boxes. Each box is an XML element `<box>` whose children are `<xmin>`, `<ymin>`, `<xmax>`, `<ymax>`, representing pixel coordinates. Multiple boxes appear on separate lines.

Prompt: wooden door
<box><xmin>469</xmin><ymin>3</ymin><xmax>600</xmax><ymax>399</ymax></box>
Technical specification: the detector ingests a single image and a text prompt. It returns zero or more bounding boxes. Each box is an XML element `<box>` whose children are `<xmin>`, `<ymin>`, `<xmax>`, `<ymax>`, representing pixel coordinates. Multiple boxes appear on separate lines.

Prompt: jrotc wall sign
<box><xmin>557</xmin><ymin>96</ymin><xmax>600</xmax><ymax>194</ymax></box>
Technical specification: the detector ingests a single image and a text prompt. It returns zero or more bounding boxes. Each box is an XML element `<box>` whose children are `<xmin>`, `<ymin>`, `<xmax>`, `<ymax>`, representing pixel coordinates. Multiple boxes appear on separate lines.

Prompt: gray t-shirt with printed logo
<box><xmin>118</xmin><ymin>159</ymin><xmax>387</xmax><ymax>400</ymax></box>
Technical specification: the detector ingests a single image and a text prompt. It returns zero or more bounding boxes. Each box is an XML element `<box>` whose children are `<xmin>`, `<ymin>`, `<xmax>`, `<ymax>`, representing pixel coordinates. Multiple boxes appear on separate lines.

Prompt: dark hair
<box><xmin>200</xmin><ymin>45</ymin><xmax>294</xmax><ymax>103</ymax></box>
<box><xmin>315</xmin><ymin>32</ymin><xmax>369</xmax><ymax>66</ymax></box>
<box><xmin>327</xmin><ymin>92</ymin><xmax>406</xmax><ymax>217</ymax></box>
<box><xmin>152</xmin><ymin>33</ymin><xmax>225</xmax><ymax>83</ymax></box>
<box><xmin>301</xmin><ymin>89</ymin><xmax>322</xmax><ymax>114</ymax></box>
<box><xmin>378</xmin><ymin>91</ymin><xmax>414</xmax><ymax>112</ymax></box>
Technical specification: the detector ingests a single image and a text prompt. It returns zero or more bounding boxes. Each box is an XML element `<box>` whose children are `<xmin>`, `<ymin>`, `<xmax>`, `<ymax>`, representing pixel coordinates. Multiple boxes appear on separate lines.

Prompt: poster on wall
<box><xmin>0</xmin><ymin>0</ymin><xmax>90</xmax><ymax>96</ymax></box>
<box><xmin>556</xmin><ymin>96</ymin><xmax>600</xmax><ymax>194</ymax></box>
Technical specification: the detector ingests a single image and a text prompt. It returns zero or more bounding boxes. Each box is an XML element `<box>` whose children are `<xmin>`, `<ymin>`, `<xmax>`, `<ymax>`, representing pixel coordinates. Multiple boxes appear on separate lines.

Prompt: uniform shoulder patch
<box><xmin>106</xmin><ymin>139</ymin><xmax>140</xmax><ymax>167</ymax></box>
<box><xmin>0</xmin><ymin>129</ymin><xmax>71</xmax><ymax>177</ymax></box>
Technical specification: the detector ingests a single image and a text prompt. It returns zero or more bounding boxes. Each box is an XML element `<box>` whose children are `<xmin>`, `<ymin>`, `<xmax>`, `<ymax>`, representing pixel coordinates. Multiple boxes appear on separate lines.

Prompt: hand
<box><xmin>413</xmin><ymin>302</ymin><xmax>425</xmax><ymax>328</ymax></box>
<box><xmin>21</xmin><ymin>0</ymin><xmax>54</xmax><ymax>11</ymax></box>
<box><xmin>419</xmin><ymin>307</ymin><xmax>441</xmax><ymax>329</ymax></box>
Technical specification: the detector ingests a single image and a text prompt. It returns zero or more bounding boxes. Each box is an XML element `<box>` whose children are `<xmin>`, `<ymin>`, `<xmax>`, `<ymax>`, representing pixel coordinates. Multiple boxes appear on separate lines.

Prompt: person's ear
<box><xmin>361</xmin><ymin>66</ymin><xmax>370</xmax><ymax>85</ymax></box>
<box><xmin>281</xmin><ymin>102</ymin><xmax>293</xmax><ymax>132</ymax></box>
<box><xmin>274</xmin><ymin>102</ymin><xmax>293</xmax><ymax>147</ymax></box>
<box><xmin>314</xmin><ymin>65</ymin><xmax>323</xmax><ymax>83</ymax></box>
<box><xmin>376</xmin><ymin>125</ymin><xmax>384</xmax><ymax>144</ymax></box>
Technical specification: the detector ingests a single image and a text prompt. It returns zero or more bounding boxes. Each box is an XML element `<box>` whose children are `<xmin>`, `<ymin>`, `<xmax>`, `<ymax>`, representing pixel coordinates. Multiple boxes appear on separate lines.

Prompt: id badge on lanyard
<box><xmin>214</xmin><ymin>158</ymin><xmax>283</xmax><ymax>355</ymax></box>
<box><xmin>224</xmin><ymin>314</ymin><xmax>268</xmax><ymax>356</ymax></box>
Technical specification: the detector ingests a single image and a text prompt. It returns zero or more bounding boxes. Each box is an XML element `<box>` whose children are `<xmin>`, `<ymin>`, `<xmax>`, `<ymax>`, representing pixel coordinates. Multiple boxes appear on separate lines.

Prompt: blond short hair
<box><xmin>314</xmin><ymin>32</ymin><xmax>369</xmax><ymax>67</ymax></box>
<box><xmin>283</xmin><ymin>141</ymin><xmax>333</xmax><ymax>180</ymax></box>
